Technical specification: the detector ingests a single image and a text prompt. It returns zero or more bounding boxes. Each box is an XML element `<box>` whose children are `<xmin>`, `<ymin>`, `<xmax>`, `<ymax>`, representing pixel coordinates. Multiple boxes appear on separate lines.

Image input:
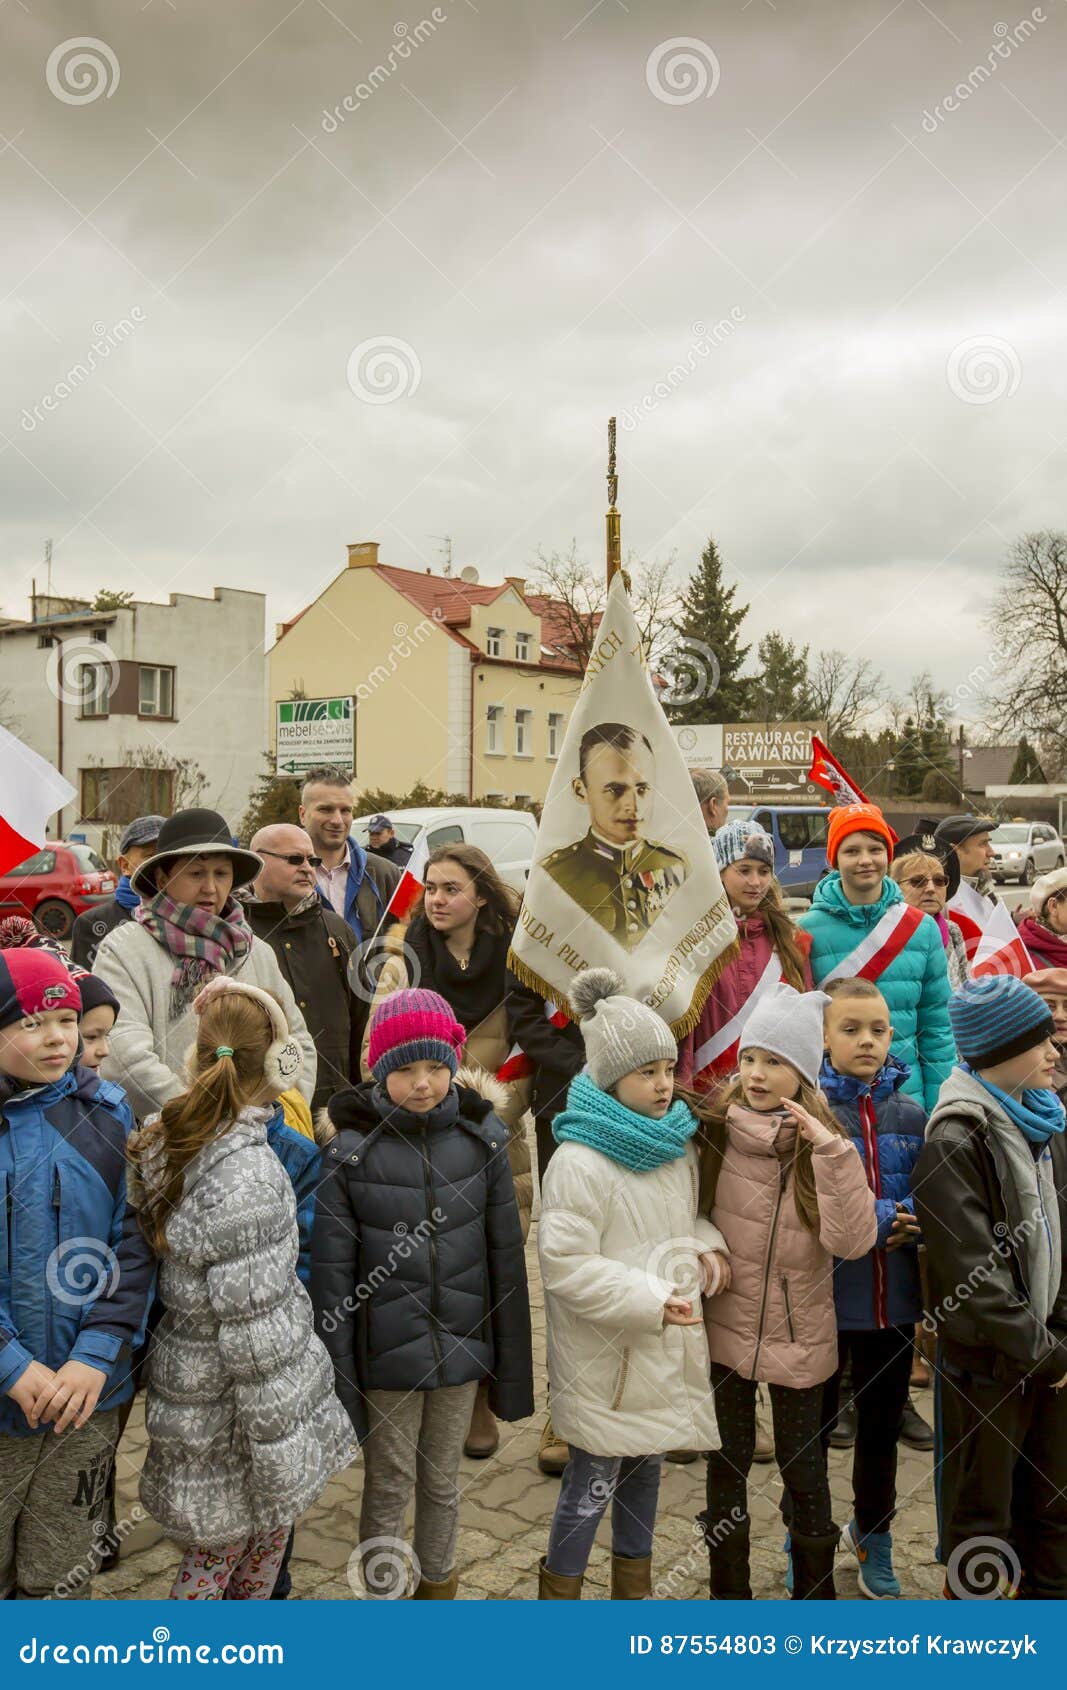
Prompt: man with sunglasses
<box><xmin>245</xmin><ymin>824</ymin><xmax>362</xmax><ymax>1111</ymax></box>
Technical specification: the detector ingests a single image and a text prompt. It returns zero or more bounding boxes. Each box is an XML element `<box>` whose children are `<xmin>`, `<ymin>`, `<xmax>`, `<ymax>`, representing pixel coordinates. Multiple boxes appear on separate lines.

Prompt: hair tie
<box><xmin>215</xmin><ymin>1045</ymin><xmax>234</xmax><ymax>1059</ymax></box>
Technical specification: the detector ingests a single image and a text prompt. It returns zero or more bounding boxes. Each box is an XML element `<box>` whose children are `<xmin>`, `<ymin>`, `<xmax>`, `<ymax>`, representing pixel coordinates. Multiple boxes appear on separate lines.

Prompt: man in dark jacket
<box><xmin>366</xmin><ymin>814</ymin><xmax>412</xmax><ymax>869</ymax></box>
<box><xmin>70</xmin><ymin>815</ymin><xmax>164</xmax><ymax>969</ymax></box>
<box><xmin>246</xmin><ymin>824</ymin><xmax>363</xmax><ymax>1110</ymax></box>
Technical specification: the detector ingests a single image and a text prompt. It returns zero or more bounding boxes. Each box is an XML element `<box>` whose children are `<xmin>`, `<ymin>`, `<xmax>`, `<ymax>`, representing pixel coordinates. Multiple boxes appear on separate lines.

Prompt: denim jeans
<box><xmin>545</xmin><ymin>1447</ymin><xmax>663</xmax><ymax>1578</ymax></box>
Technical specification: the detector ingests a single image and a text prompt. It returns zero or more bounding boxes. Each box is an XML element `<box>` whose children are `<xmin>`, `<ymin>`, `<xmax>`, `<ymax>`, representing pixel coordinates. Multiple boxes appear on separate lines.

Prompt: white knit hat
<box><xmin>568</xmin><ymin>967</ymin><xmax>677</xmax><ymax>1092</ymax></box>
<box><xmin>737</xmin><ymin>982</ymin><xmax>831</xmax><ymax>1089</ymax></box>
<box><xmin>1031</xmin><ymin>865</ymin><xmax>1067</xmax><ymax>918</ymax></box>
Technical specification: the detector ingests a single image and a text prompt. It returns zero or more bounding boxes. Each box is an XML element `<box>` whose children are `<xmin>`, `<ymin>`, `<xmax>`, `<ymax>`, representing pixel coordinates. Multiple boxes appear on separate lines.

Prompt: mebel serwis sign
<box><xmin>508</xmin><ymin>572</ymin><xmax>738</xmax><ymax>1034</ymax></box>
<box><xmin>276</xmin><ymin>697</ymin><xmax>355</xmax><ymax>776</ymax></box>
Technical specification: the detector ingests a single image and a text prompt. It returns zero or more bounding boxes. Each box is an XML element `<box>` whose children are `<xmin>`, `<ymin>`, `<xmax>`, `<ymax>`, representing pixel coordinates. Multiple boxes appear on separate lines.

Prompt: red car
<box><xmin>0</xmin><ymin>841</ymin><xmax>116</xmax><ymax>940</ymax></box>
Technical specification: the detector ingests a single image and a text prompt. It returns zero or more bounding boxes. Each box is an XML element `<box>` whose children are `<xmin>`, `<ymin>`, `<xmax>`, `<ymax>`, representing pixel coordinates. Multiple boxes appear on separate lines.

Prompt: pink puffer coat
<box><xmin>676</xmin><ymin>915</ymin><xmax>813</xmax><ymax>1091</ymax></box>
<box><xmin>703</xmin><ymin>1105</ymin><xmax>877</xmax><ymax>1388</ymax></box>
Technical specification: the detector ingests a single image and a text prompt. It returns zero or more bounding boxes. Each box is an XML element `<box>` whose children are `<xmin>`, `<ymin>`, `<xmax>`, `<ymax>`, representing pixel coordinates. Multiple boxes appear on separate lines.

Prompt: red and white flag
<box><xmin>0</xmin><ymin>726</ymin><xmax>75</xmax><ymax>877</ymax></box>
<box><xmin>385</xmin><ymin>868</ymin><xmax>424</xmax><ymax>923</ymax></box>
<box><xmin>497</xmin><ymin>1001</ymin><xmax>568</xmax><ymax>1083</ymax></box>
<box><xmin>948</xmin><ymin>882</ymin><xmax>1033</xmax><ymax>979</ymax></box>
<box><xmin>809</xmin><ymin>734</ymin><xmax>870</xmax><ymax>808</ymax></box>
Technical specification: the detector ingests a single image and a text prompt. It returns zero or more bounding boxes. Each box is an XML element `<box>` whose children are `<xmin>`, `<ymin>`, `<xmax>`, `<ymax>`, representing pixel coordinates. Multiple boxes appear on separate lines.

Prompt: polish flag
<box><xmin>385</xmin><ymin>869</ymin><xmax>424</xmax><ymax>922</ymax></box>
<box><xmin>0</xmin><ymin>726</ymin><xmax>76</xmax><ymax>877</ymax></box>
<box><xmin>496</xmin><ymin>1000</ymin><xmax>569</xmax><ymax>1083</ymax></box>
<box><xmin>809</xmin><ymin>734</ymin><xmax>871</xmax><ymax>807</ymax></box>
<box><xmin>949</xmin><ymin>882</ymin><xmax>1034</xmax><ymax>979</ymax></box>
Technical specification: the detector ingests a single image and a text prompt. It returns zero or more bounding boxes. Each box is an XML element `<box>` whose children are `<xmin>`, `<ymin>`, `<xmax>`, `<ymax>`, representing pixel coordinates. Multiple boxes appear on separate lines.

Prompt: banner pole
<box><xmin>606</xmin><ymin>415</ymin><xmax>621</xmax><ymax>586</ymax></box>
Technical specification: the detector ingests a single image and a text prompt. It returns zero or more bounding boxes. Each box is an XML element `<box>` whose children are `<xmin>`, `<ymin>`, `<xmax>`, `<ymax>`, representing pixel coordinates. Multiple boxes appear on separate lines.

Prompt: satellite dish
<box><xmin>459</xmin><ymin>565</ymin><xmax>479</xmax><ymax>584</ymax></box>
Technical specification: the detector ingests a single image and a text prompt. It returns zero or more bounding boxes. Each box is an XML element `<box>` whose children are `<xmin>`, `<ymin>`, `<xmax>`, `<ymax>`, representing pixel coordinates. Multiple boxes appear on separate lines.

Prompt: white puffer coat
<box><xmin>539</xmin><ymin>1141</ymin><xmax>726</xmax><ymax>1457</ymax></box>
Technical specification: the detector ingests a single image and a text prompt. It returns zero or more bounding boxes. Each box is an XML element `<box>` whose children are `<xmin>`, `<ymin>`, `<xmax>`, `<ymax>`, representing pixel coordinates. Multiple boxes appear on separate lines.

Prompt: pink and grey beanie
<box><xmin>367</xmin><ymin>987</ymin><xmax>467</xmax><ymax>1081</ymax></box>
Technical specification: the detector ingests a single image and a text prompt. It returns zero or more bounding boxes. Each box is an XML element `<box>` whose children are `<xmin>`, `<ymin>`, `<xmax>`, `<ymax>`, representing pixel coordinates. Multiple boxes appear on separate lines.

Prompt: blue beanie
<box><xmin>949</xmin><ymin>976</ymin><xmax>1054</xmax><ymax>1070</ymax></box>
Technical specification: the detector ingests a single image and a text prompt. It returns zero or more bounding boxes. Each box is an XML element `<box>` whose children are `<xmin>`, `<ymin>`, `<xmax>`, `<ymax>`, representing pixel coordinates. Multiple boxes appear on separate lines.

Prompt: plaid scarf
<box><xmin>135</xmin><ymin>890</ymin><xmax>253</xmax><ymax>1017</ymax></box>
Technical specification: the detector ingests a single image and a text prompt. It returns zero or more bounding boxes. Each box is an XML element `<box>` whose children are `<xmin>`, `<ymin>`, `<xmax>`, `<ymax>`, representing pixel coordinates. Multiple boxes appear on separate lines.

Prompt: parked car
<box><xmin>351</xmin><ymin>807</ymin><xmax>538</xmax><ymax>893</ymax></box>
<box><xmin>990</xmin><ymin>821</ymin><xmax>1065</xmax><ymax>886</ymax></box>
<box><xmin>0</xmin><ymin>841</ymin><xmax>116</xmax><ymax>940</ymax></box>
<box><xmin>725</xmin><ymin>803</ymin><xmax>832</xmax><ymax>898</ymax></box>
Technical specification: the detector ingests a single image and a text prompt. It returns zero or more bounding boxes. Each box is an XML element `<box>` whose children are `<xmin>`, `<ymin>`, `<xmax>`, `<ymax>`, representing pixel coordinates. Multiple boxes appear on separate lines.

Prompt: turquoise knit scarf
<box><xmin>964</xmin><ymin>1064</ymin><xmax>1067</xmax><ymax>1146</ymax></box>
<box><xmin>552</xmin><ymin>1070</ymin><xmax>697</xmax><ymax>1172</ymax></box>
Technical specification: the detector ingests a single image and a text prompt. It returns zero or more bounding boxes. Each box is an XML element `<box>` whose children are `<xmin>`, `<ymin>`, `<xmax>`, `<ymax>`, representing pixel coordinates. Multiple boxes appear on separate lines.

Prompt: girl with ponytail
<box><xmin>131</xmin><ymin>980</ymin><xmax>353</xmax><ymax>1600</ymax></box>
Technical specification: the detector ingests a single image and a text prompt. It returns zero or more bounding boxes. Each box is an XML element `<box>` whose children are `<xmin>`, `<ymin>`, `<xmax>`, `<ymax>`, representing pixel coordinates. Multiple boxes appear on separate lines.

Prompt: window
<box><xmin>474</xmin><ymin>819</ymin><xmax>533</xmax><ymax>860</ymax></box>
<box><xmin>547</xmin><ymin>712</ymin><xmax>564</xmax><ymax>758</ymax></box>
<box><xmin>139</xmin><ymin>665</ymin><xmax>174</xmax><ymax>717</ymax></box>
<box><xmin>68</xmin><ymin>844</ymin><xmax>109</xmax><ymax>874</ymax></box>
<box><xmin>77</xmin><ymin>662</ymin><xmax>110</xmax><ymax>718</ymax></box>
<box><xmin>80</xmin><ymin>766</ymin><xmax>175</xmax><ymax>825</ymax></box>
<box><xmin>515</xmin><ymin>708</ymin><xmax>532</xmax><ymax>756</ymax></box>
<box><xmin>91</xmin><ymin>627</ymin><xmax>108</xmax><ymax>642</ymax></box>
<box><xmin>6</xmin><ymin>849</ymin><xmax>56</xmax><ymax>876</ymax></box>
<box><xmin>426</xmin><ymin>823</ymin><xmax>464</xmax><ymax>848</ymax></box>
<box><xmin>37</xmin><ymin>634</ymin><xmax>56</xmax><ymax>649</ymax></box>
<box><xmin>486</xmin><ymin>704</ymin><xmax>503</xmax><ymax>754</ymax></box>
<box><xmin>485</xmin><ymin>792</ymin><xmax>506</xmax><ymax>804</ymax></box>
<box><xmin>777</xmin><ymin>810</ymin><xmax>829</xmax><ymax>853</ymax></box>
<box><xmin>515</xmin><ymin>630</ymin><xmax>531</xmax><ymax>661</ymax></box>
<box><xmin>486</xmin><ymin>627</ymin><xmax>503</xmax><ymax>658</ymax></box>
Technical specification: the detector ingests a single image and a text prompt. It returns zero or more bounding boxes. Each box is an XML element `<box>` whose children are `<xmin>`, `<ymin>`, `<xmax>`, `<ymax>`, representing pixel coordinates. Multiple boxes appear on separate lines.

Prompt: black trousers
<box><xmin>936</xmin><ymin>1357</ymin><xmax>1067</xmax><ymax>1599</ymax></box>
<box><xmin>707</xmin><ymin>1365</ymin><xmax>833</xmax><ymax>1539</ymax></box>
<box><xmin>822</xmin><ymin>1325</ymin><xmax>913</xmax><ymax>1537</ymax></box>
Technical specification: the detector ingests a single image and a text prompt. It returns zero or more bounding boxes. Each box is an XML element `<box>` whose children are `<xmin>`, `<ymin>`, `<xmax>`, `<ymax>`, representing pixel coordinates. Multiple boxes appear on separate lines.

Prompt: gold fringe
<box><xmin>506</xmin><ymin>906</ymin><xmax>741</xmax><ymax>1041</ymax></box>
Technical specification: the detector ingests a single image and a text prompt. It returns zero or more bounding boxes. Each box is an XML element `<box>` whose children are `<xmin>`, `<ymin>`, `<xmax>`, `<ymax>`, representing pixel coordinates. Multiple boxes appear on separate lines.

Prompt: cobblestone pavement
<box><xmin>96</xmin><ymin>1171</ymin><xmax>942</xmax><ymax>1602</ymax></box>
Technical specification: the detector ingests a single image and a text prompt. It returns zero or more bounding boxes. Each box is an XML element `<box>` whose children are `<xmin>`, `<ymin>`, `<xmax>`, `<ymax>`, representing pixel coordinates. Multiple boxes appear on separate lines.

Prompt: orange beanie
<box><xmin>826</xmin><ymin>803</ymin><xmax>895</xmax><ymax>867</ymax></box>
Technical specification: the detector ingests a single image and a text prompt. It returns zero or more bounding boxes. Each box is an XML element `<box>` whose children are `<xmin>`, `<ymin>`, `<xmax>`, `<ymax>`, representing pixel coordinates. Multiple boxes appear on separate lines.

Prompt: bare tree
<box><xmin>987</xmin><ymin>531</ymin><xmax>1067</xmax><ymax>776</ymax></box>
<box><xmin>807</xmin><ymin>650</ymin><xmax>885</xmax><ymax>738</ymax></box>
<box><xmin>528</xmin><ymin>544</ymin><xmax>678</xmax><ymax>670</ymax></box>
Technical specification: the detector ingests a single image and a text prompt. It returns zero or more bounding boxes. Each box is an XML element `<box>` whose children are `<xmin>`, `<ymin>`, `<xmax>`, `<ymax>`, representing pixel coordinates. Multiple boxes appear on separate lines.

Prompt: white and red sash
<box><xmin>948</xmin><ymin>882</ymin><xmax>1033</xmax><ymax>979</ymax></box>
<box><xmin>693</xmin><ymin>949</ymin><xmax>784</xmax><ymax>1083</ymax></box>
<box><xmin>497</xmin><ymin>1000</ymin><xmax>569</xmax><ymax>1083</ymax></box>
<box><xmin>815</xmin><ymin>902</ymin><xmax>925</xmax><ymax>988</ymax></box>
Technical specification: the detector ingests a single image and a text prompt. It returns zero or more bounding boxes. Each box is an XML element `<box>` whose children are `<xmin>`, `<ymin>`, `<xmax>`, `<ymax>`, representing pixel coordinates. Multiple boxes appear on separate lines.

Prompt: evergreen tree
<box><xmin>1009</xmin><ymin>735</ymin><xmax>1046</xmax><ymax>784</ymax></box>
<box><xmin>665</xmin><ymin>535</ymin><xmax>751</xmax><ymax>725</ymax></box>
<box><xmin>893</xmin><ymin>718</ymin><xmax>925</xmax><ymax>797</ymax></box>
<box><xmin>750</xmin><ymin>631</ymin><xmax>812</xmax><ymax>722</ymax></box>
<box><xmin>239</xmin><ymin>754</ymin><xmax>301</xmax><ymax>841</ymax></box>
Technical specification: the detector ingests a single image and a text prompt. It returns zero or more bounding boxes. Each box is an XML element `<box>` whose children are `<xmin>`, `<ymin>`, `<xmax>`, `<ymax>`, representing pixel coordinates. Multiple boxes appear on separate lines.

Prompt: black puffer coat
<box><xmin>310</xmin><ymin>1070</ymin><xmax>534</xmax><ymax>1440</ymax></box>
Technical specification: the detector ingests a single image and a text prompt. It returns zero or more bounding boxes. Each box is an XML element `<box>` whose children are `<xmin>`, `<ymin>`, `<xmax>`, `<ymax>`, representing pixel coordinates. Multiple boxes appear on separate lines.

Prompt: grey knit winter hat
<box><xmin>569</xmin><ymin>967</ymin><xmax>677</xmax><ymax>1093</ymax></box>
<box><xmin>737</xmin><ymin>982</ymin><xmax>831</xmax><ymax>1090</ymax></box>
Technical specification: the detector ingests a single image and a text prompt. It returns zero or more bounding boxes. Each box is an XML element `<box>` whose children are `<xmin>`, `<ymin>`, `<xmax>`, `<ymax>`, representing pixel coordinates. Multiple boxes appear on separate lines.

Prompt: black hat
<box><xmin>76</xmin><ymin>973</ymin><xmax>120</xmax><ymax>1023</ymax></box>
<box><xmin>934</xmin><ymin>812</ymin><xmax>996</xmax><ymax>850</ymax></box>
<box><xmin>130</xmin><ymin>809</ymin><xmax>263</xmax><ymax>896</ymax></box>
<box><xmin>893</xmin><ymin>828</ymin><xmax>961</xmax><ymax>900</ymax></box>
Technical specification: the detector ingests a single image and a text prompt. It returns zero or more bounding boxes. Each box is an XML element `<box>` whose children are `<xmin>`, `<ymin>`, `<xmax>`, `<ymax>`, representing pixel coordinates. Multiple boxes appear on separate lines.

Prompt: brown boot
<box><xmin>464</xmin><ymin>1380</ymin><xmax>499</xmax><ymax>1459</ymax></box>
<box><xmin>537</xmin><ymin>1415</ymin><xmax>569</xmax><ymax>1477</ymax></box>
<box><xmin>610</xmin><ymin>1553</ymin><xmax>652</xmax><ymax>1599</ymax></box>
<box><xmin>538</xmin><ymin>1557</ymin><xmax>582</xmax><ymax>1599</ymax></box>
<box><xmin>413</xmin><ymin>1568</ymin><xmax>459</xmax><ymax>1599</ymax></box>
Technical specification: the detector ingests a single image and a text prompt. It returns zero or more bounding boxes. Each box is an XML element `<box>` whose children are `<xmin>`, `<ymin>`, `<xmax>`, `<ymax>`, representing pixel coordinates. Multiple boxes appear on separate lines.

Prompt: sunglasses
<box><xmin>903</xmin><ymin>873</ymin><xmax>948</xmax><ymax>889</ymax></box>
<box><xmin>258</xmin><ymin>850</ymin><xmax>323</xmax><ymax>868</ymax></box>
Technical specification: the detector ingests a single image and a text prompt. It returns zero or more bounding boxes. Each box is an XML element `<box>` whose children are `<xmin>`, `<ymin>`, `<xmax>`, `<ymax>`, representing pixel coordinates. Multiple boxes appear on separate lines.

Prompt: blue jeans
<box><xmin>545</xmin><ymin>1448</ymin><xmax>663</xmax><ymax>1578</ymax></box>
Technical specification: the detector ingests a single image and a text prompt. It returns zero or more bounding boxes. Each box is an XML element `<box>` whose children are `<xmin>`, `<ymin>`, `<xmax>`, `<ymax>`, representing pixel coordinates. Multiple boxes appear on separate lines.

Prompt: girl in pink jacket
<box><xmin>693</xmin><ymin>983</ymin><xmax>877</xmax><ymax>1601</ymax></box>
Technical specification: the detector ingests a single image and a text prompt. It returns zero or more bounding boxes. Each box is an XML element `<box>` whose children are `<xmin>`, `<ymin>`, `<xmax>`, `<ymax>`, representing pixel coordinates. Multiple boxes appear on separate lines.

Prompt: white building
<box><xmin>0</xmin><ymin>587</ymin><xmax>267</xmax><ymax>852</ymax></box>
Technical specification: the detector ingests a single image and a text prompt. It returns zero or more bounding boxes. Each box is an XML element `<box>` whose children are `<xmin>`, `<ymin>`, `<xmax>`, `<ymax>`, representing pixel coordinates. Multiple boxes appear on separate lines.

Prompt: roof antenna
<box><xmin>430</xmin><ymin>534</ymin><xmax>453</xmax><ymax>575</ymax></box>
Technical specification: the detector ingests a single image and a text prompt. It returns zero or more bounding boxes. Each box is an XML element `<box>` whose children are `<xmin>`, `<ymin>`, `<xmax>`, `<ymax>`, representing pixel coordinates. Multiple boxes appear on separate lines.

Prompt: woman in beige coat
<box><xmin>694</xmin><ymin>983</ymin><xmax>876</xmax><ymax>1602</ymax></box>
<box><xmin>359</xmin><ymin>843</ymin><xmax>532</xmax><ymax>1457</ymax></box>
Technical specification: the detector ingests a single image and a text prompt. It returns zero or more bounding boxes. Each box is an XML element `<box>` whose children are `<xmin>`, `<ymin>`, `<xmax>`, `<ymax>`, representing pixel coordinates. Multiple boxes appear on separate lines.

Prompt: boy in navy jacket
<box><xmin>0</xmin><ymin>950</ymin><xmax>154</xmax><ymax>1598</ymax></box>
<box><xmin>819</xmin><ymin>977</ymin><xmax>926</xmax><ymax>1599</ymax></box>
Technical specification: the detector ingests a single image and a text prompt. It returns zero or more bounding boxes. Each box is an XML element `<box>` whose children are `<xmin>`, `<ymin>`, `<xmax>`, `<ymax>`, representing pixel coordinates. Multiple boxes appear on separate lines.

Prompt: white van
<box><xmin>351</xmin><ymin>807</ymin><xmax>538</xmax><ymax>892</ymax></box>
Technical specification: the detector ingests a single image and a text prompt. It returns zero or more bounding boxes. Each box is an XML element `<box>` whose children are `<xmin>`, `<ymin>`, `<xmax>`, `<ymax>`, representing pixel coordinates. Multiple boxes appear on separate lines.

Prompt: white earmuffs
<box><xmin>192</xmin><ymin>977</ymin><xmax>304</xmax><ymax>1089</ymax></box>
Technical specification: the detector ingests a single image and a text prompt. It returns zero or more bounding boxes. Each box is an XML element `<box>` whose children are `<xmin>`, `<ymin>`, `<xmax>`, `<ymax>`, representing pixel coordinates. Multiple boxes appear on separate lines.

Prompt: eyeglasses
<box><xmin>903</xmin><ymin>873</ymin><xmax>948</xmax><ymax>889</ymax></box>
<box><xmin>258</xmin><ymin>850</ymin><xmax>323</xmax><ymax>868</ymax></box>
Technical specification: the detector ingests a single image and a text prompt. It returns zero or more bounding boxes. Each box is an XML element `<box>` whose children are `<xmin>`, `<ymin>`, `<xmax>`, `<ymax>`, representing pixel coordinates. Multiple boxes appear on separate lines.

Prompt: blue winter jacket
<box><xmin>0</xmin><ymin>1064</ymin><xmax>156</xmax><ymax>1435</ymax></box>
<box><xmin>799</xmin><ymin>874</ymin><xmax>954</xmax><ymax>1109</ymax></box>
<box><xmin>264</xmin><ymin>1105</ymin><xmax>322</xmax><ymax>1286</ymax></box>
<box><xmin>822</xmin><ymin>1055</ymin><xmax>926</xmax><ymax>1331</ymax></box>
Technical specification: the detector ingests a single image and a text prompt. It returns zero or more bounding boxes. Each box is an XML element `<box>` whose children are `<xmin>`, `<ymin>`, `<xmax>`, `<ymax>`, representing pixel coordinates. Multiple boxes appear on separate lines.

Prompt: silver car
<box><xmin>990</xmin><ymin>821</ymin><xmax>1065</xmax><ymax>885</ymax></box>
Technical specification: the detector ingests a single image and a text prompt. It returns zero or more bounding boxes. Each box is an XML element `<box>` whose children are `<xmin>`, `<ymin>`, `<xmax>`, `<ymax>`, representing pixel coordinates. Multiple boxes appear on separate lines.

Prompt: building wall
<box><xmin>268</xmin><ymin>567</ymin><xmax>454</xmax><ymax>796</ymax></box>
<box><xmin>472</xmin><ymin>661</ymin><xmax>580</xmax><ymax>804</ymax></box>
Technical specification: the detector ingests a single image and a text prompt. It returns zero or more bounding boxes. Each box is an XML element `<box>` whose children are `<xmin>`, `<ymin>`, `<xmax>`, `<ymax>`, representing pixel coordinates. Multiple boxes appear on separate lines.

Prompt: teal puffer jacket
<box><xmin>799</xmin><ymin>874</ymin><xmax>954</xmax><ymax>1109</ymax></box>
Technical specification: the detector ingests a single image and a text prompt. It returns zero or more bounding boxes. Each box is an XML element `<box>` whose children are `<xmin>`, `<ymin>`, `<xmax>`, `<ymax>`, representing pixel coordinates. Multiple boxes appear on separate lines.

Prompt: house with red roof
<box><xmin>268</xmin><ymin>541</ymin><xmax>585</xmax><ymax>802</ymax></box>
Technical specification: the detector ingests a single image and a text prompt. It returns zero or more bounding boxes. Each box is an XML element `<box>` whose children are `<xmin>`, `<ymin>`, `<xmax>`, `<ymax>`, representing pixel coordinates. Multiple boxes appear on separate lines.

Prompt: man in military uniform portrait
<box><xmin>541</xmin><ymin>721</ymin><xmax>690</xmax><ymax>951</ymax></box>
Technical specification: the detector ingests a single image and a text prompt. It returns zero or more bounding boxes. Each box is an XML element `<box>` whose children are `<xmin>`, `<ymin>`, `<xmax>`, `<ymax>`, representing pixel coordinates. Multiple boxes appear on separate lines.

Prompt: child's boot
<box><xmin>841</xmin><ymin>1521</ymin><xmax>900</xmax><ymax>1599</ymax></box>
<box><xmin>702</xmin><ymin>1511</ymin><xmax>752</xmax><ymax>1600</ymax></box>
<box><xmin>538</xmin><ymin>1557</ymin><xmax>582</xmax><ymax>1599</ymax></box>
<box><xmin>789</xmin><ymin>1529</ymin><xmax>839</xmax><ymax>1599</ymax></box>
<box><xmin>610</xmin><ymin>1553</ymin><xmax>652</xmax><ymax>1599</ymax></box>
<box><xmin>413</xmin><ymin>1568</ymin><xmax>459</xmax><ymax>1599</ymax></box>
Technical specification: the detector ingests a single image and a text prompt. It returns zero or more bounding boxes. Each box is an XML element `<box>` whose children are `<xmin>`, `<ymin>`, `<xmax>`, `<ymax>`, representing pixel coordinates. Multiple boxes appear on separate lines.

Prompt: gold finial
<box><xmin>606</xmin><ymin>416</ymin><xmax>622</xmax><ymax>584</ymax></box>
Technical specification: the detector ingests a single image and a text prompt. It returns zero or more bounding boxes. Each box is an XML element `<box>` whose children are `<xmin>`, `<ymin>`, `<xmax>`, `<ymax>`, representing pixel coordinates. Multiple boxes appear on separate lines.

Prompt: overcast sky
<box><xmin>3</xmin><ymin>0</ymin><xmax>1065</xmax><ymax>719</ymax></box>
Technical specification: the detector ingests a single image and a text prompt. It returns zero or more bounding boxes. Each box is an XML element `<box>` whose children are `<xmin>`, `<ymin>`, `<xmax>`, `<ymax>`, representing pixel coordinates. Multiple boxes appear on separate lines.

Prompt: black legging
<box><xmin>706</xmin><ymin>1364</ymin><xmax>834</xmax><ymax>1538</ymax></box>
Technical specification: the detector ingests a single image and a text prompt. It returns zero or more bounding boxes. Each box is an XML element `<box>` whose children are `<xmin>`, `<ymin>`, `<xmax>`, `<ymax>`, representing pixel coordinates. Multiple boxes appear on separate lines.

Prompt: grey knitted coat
<box><xmin>135</xmin><ymin>1106</ymin><xmax>356</xmax><ymax>1548</ymax></box>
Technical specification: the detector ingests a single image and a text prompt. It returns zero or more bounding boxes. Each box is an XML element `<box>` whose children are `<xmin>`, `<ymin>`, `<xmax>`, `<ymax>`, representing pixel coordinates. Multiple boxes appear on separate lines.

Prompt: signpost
<box><xmin>671</xmin><ymin>720</ymin><xmax>826</xmax><ymax>798</ymax></box>
<box><xmin>276</xmin><ymin>697</ymin><xmax>355</xmax><ymax>777</ymax></box>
